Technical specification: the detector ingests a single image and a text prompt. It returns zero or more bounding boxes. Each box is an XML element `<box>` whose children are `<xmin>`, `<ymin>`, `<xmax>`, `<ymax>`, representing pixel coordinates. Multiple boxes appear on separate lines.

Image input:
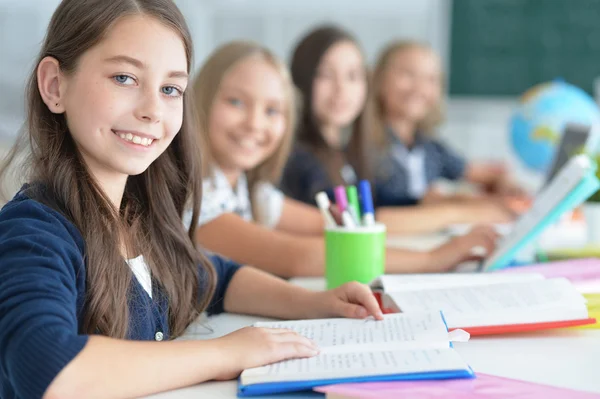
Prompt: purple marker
<box><xmin>334</xmin><ymin>185</ymin><xmax>356</xmax><ymax>228</ymax></box>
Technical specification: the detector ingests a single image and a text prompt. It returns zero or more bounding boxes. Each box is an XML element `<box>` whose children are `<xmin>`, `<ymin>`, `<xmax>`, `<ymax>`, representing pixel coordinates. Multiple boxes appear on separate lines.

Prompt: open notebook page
<box><xmin>240</xmin><ymin>348</ymin><xmax>470</xmax><ymax>386</ymax></box>
<box><xmin>253</xmin><ymin>312</ymin><xmax>450</xmax><ymax>354</ymax></box>
<box><xmin>384</xmin><ymin>278</ymin><xmax>589</xmax><ymax>329</ymax></box>
<box><xmin>371</xmin><ymin>273</ymin><xmax>544</xmax><ymax>292</ymax></box>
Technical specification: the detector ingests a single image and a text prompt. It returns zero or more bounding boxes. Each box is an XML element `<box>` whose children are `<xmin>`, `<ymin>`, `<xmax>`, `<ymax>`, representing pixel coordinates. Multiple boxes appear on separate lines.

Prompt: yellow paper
<box><xmin>573</xmin><ymin>293</ymin><xmax>600</xmax><ymax>329</ymax></box>
<box><xmin>545</xmin><ymin>245</ymin><xmax>600</xmax><ymax>261</ymax></box>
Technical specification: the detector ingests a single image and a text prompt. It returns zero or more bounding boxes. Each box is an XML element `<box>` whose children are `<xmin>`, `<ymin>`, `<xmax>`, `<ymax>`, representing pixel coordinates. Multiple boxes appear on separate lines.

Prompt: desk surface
<box><xmin>147</xmin><ymin>276</ymin><xmax>600</xmax><ymax>399</ymax></box>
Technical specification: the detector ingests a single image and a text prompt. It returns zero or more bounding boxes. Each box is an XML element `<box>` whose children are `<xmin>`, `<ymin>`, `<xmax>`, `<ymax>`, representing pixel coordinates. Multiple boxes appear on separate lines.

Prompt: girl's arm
<box><xmin>465</xmin><ymin>162</ymin><xmax>526</xmax><ymax>196</ymax></box>
<box><xmin>46</xmin><ymin>336</ymin><xmax>256</xmax><ymax>399</ymax></box>
<box><xmin>386</xmin><ymin>225</ymin><xmax>498</xmax><ymax>273</ymax></box>
<box><xmin>275</xmin><ymin>197</ymin><xmax>324</xmax><ymax>236</ymax></box>
<box><xmin>465</xmin><ymin>162</ymin><xmax>507</xmax><ymax>188</ymax></box>
<box><xmin>196</xmin><ymin>211</ymin><xmax>499</xmax><ymax>276</ymax></box>
<box><xmin>48</xmin><ymin>267</ymin><xmax>384</xmax><ymax>399</ymax></box>
<box><xmin>195</xmin><ymin>213</ymin><xmax>325</xmax><ymax>277</ymax></box>
<box><xmin>200</xmin><ymin>213</ymin><xmax>428</xmax><ymax>278</ymax></box>
<box><xmin>376</xmin><ymin>200</ymin><xmax>516</xmax><ymax>235</ymax></box>
<box><xmin>222</xmin><ymin>266</ymin><xmax>381</xmax><ymax>320</ymax></box>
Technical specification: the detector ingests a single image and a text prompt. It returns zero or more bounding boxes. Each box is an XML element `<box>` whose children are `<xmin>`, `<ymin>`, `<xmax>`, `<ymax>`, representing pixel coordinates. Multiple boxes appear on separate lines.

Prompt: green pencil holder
<box><xmin>325</xmin><ymin>224</ymin><xmax>386</xmax><ymax>289</ymax></box>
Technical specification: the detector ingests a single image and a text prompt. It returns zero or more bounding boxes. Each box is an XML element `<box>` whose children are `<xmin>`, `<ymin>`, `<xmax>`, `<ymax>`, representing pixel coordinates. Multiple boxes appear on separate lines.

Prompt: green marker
<box><xmin>346</xmin><ymin>185</ymin><xmax>361</xmax><ymax>226</ymax></box>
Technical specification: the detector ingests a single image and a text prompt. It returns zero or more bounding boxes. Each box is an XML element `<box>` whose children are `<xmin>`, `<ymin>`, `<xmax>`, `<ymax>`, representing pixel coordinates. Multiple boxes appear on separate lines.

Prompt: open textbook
<box><xmin>237</xmin><ymin>312</ymin><xmax>473</xmax><ymax>397</ymax></box>
<box><xmin>372</xmin><ymin>274</ymin><xmax>595</xmax><ymax>335</ymax></box>
<box><xmin>370</xmin><ymin>272</ymin><xmax>545</xmax><ymax>292</ymax></box>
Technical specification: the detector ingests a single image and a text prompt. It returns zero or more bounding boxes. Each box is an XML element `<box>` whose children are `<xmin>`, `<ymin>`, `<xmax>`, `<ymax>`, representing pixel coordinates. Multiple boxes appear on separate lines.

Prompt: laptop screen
<box><xmin>543</xmin><ymin>123</ymin><xmax>592</xmax><ymax>187</ymax></box>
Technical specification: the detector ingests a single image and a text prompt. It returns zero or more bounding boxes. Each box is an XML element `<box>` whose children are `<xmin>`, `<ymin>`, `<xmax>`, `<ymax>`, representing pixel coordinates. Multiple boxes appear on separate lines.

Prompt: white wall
<box><xmin>0</xmin><ymin>0</ymin><xmax>540</xmax><ymax>189</ymax></box>
<box><xmin>0</xmin><ymin>0</ymin><xmax>61</xmax><ymax>139</ymax></box>
<box><xmin>177</xmin><ymin>0</ymin><xmax>451</xmax><ymax>68</ymax></box>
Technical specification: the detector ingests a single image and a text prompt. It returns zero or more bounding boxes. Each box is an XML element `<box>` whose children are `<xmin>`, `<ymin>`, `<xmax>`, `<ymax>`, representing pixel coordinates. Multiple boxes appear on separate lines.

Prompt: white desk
<box><xmin>147</xmin><ymin>277</ymin><xmax>600</xmax><ymax>399</ymax></box>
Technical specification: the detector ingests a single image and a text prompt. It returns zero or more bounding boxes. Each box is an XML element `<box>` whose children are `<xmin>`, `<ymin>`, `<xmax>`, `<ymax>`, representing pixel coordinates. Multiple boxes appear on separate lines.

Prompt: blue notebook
<box><xmin>482</xmin><ymin>155</ymin><xmax>600</xmax><ymax>271</ymax></box>
<box><xmin>237</xmin><ymin>312</ymin><xmax>474</xmax><ymax>397</ymax></box>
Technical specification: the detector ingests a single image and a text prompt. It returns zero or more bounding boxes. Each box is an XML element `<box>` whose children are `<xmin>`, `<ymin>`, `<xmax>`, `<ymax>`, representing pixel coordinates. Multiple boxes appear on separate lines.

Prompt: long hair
<box><xmin>290</xmin><ymin>25</ymin><xmax>373</xmax><ymax>185</ymax></box>
<box><xmin>192</xmin><ymin>41</ymin><xmax>296</xmax><ymax>216</ymax></box>
<box><xmin>0</xmin><ymin>0</ymin><xmax>215</xmax><ymax>339</ymax></box>
<box><xmin>372</xmin><ymin>40</ymin><xmax>445</xmax><ymax>150</ymax></box>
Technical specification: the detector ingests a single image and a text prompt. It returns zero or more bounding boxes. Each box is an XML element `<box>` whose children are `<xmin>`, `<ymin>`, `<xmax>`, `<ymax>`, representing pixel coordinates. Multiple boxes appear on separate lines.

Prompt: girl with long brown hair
<box><xmin>0</xmin><ymin>1</ymin><xmax>385</xmax><ymax>397</ymax></box>
<box><xmin>189</xmin><ymin>40</ymin><xmax>498</xmax><ymax>277</ymax></box>
<box><xmin>280</xmin><ymin>25</ymin><xmax>518</xmax><ymax>234</ymax></box>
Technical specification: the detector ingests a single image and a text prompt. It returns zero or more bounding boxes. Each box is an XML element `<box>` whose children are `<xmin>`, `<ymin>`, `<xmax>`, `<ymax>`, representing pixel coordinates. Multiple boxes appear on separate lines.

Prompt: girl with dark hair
<box><xmin>281</xmin><ymin>25</ymin><xmax>517</xmax><ymax>235</ymax></box>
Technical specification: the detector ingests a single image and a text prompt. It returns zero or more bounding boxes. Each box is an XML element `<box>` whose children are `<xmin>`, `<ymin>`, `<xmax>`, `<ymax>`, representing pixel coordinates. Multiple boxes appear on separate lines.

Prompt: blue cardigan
<box><xmin>0</xmin><ymin>188</ymin><xmax>242</xmax><ymax>399</ymax></box>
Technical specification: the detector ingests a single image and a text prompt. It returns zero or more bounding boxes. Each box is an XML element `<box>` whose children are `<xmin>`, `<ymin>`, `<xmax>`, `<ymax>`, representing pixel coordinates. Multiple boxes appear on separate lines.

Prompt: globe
<box><xmin>510</xmin><ymin>80</ymin><xmax>600</xmax><ymax>173</ymax></box>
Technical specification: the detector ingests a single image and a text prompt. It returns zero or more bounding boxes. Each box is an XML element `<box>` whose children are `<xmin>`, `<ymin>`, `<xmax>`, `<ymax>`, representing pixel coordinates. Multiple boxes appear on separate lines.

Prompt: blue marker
<box><xmin>358</xmin><ymin>180</ymin><xmax>375</xmax><ymax>226</ymax></box>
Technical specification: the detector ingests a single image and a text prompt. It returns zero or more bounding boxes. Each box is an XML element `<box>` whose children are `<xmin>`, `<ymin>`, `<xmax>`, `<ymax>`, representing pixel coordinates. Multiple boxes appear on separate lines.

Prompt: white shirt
<box><xmin>183</xmin><ymin>167</ymin><xmax>284</xmax><ymax>229</ymax></box>
<box><xmin>126</xmin><ymin>255</ymin><xmax>152</xmax><ymax>298</ymax></box>
<box><xmin>390</xmin><ymin>144</ymin><xmax>428</xmax><ymax>198</ymax></box>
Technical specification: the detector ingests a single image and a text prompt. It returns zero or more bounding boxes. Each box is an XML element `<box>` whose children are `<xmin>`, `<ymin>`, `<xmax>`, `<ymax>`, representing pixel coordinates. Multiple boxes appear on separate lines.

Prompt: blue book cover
<box><xmin>237</xmin><ymin>369</ymin><xmax>475</xmax><ymax>397</ymax></box>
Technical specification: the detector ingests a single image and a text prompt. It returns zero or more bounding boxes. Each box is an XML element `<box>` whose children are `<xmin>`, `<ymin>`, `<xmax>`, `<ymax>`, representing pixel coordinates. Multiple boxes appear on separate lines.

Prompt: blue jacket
<box><xmin>0</xmin><ymin>187</ymin><xmax>242</xmax><ymax>399</ymax></box>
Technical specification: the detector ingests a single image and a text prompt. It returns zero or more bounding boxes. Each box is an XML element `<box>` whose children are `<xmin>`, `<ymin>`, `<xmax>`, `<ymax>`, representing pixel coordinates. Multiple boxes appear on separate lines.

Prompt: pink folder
<box><xmin>494</xmin><ymin>258</ymin><xmax>600</xmax><ymax>284</ymax></box>
<box><xmin>315</xmin><ymin>373</ymin><xmax>600</xmax><ymax>398</ymax></box>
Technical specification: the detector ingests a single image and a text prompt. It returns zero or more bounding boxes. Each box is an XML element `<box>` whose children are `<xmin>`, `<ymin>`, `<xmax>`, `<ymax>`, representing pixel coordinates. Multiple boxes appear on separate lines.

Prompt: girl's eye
<box><xmin>228</xmin><ymin>98</ymin><xmax>243</xmax><ymax>107</ymax></box>
<box><xmin>162</xmin><ymin>86</ymin><xmax>183</xmax><ymax>97</ymax></box>
<box><xmin>266</xmin><ymin>107</ymin><xmax>281</xmax><ymax>116</ymax></box>
<box><xmin>114</xmin><ymin>75</ymin><xmax>134</xmax><ymax>85</ymax></box>
<box><xmin>348</xmin><ymin>71</ymin><xmax>360</xmax><ymax>81</ymax></box>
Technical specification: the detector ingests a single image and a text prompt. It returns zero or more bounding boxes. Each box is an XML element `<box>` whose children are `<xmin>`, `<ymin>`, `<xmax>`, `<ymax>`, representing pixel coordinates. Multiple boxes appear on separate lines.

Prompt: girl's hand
<box><xmin>464</xmin><ymin>199</ymin><xmax>519</xmax><ymax>223</ymax></box>
<box><xmin>421</xmin><ymin>187</ymin><xmax>447</xmax><ymax>204</ymax></box>
<box><xmin>214</xmin><ymin>326</ymin><xmax>319</xmax><ymax>380</ymax></box>
<box><xmin>307</xmin><ymin>281</ymin><xmax>384</xmax><ymax>321</ymax></box>
<box><xmin>489</xmin><ymin>175</ymin><xmax>528</xmax><ymax>198</ymax></box>
<box><xmin>432</xmin><ymin>225</ymin><xmax>498</xmax><ymax>272</ymax></box>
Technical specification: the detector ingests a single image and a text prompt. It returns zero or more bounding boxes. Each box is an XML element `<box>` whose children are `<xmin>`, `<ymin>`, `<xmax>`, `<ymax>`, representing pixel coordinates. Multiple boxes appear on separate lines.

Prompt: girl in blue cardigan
<box><xmin>0</xmin><ymin>1</ymin><xmax>383</xmax><ymax>398</ymax></box>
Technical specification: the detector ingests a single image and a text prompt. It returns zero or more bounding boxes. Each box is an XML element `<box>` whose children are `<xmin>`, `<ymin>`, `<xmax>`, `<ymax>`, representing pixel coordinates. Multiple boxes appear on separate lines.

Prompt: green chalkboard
<box><xmin>450</xmin><ymin>0</ymin><xmax>600</xmax><ymax>96</ymax></box>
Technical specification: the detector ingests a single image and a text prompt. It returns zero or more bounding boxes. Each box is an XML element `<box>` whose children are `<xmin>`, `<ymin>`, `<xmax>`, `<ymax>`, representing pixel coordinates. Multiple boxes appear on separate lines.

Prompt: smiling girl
<box><xmin>0</xmin><ymin>2</ymin><xmax>384</xmax><ymax>398</ymax></box>
<box><xmin>371</xmin><ymin>41</ymin><xmax>525</xmax><ymax>206</ymax></box>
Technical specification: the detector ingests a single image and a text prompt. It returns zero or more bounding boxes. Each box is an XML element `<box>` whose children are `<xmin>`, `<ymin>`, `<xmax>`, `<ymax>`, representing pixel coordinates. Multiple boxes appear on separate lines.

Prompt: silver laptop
<box><xmin>543</xmin><ymin>123</ymin><xmax>599</xmax><ymax>188</ymax></box>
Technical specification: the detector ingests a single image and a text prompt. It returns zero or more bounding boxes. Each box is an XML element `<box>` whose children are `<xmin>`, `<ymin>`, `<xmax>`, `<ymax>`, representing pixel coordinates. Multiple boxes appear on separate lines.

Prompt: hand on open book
<box><xmin>307</xmin><ymin>281</ymin><xmax>385</xmax><ymax>320</ymax></box>
<box><xmin>213</xmin><ymin>327</ymin><xmax>320</xmax><ymax>381</ymax></box>
<box><xmin>431</xmin><ymin>225</ymin><xmax>498</xmax><ymax>272</ymax></box>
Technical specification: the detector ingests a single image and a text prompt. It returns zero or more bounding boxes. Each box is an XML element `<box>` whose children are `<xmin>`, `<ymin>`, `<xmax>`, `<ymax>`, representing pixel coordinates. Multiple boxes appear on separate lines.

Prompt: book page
<box><xmin>385</xmin><ymin>278</ymin><xmax>588</xmax><ymax>328</ymax></box>
<box><xmin>371</xmin><ymin>273</ymin><xmax>544</xmax><ymax>292</ymax></box>
<box><xmin>253</xmin><ymin>312</ymin><xmax>449</xmax><ymax>353</ymax></box>
<box><xmin>241</xmin><ymin>348</ymin><xmax>470</xmax><ymax>386</ymax></box>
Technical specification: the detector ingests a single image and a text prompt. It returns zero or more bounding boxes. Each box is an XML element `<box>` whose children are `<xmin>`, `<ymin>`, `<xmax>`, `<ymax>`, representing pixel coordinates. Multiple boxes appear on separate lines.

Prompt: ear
<box><xmin>37</xmin><ymin>56</ymin><xmax>66</xmax><ymax>114</ymax></box>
